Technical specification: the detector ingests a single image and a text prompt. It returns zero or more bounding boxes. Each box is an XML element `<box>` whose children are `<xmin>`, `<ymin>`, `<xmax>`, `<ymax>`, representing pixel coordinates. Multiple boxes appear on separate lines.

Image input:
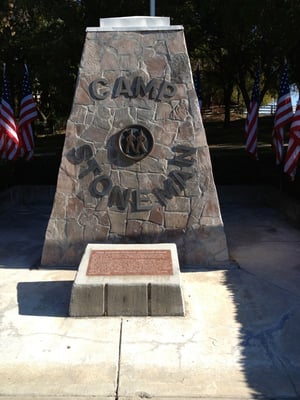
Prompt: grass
<box><xmin>204</xmin><ymin>115</ymin><xmax>300</xmax><ymax>200</ymax></box>
<box><xmin>204</xmin><ymin>114</ymin><xmax>275</xmax><ymax>145</ymax></box>
<box><xmin>0</xmin><ymin>115</ymin><xmax>299</xmax><ymax>201</ymax></box>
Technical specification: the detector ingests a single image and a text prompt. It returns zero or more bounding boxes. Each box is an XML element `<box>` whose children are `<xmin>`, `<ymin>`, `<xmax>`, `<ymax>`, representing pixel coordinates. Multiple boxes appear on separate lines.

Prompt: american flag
<box><xmin>18</xmin><ymin>64</ymin><xmax>38</xmax><ymax>160</ymax></box>
<box><xmin>284</xmin><ymin>100</ymin><xmax>300</xmax><ymax>180</ymax></box>
<box><xmin>194</xmin><ymin>63</ymin><xmax>202</xmax><ymax>109</ymax></box>
<box><xmin>245</xmin><ymin>68</ymin><xmax>260</xmax><ymax>159</ymax></box>
<box><xmin>272</xmin><ymin>64</ymin><xmax>294</xmax><ymax>164</ymax></box>
<box><xmin>0</xmin><ymin>64</ymin><xmax>19</xmax><ymax>160</ymax></box>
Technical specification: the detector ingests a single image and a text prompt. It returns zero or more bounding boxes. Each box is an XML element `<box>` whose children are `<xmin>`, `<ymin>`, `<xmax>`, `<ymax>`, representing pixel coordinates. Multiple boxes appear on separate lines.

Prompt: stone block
<box><xmin>50</xmin><ymin>193</ymin><xmax>66</xmax><ymax>219</ymax></box>
<box><xmin>108</xmin><ymin>211</ymin><xmax>127</xmax><ymax>235</ymax></box>
<box><xmin>119</xmin><ymin>54</ymin><xmax>139</xmax><ymax>70</ymax></box>
<box><xmin>69</xmin><ymin>283</ymin><xmax>105</xmax><ymax>316</ymax></box>
<box><xmin>165</xmin><ymin>212</ymin><xmax>189</xmax><ymax>229</ymax></box>
<box><xmin>141</xmin><ymin>221</ymin><xmax>164</xmax><ymax>235</ymax></box>
<box><xmin>165</xmin><ymin>196</ymin><xmax>190</xmax><ymax>212</ymax></box>
<box><xmin>107</xmin><ymin>284</ymin><xmax>148</xmax><ymax>316</ymax></box>
<box><xmin>120</xmin><ymin>171</ymin><xmax>138</xmax><ymax>187</ymax></box>
<box><xmin>66</xmin><ymin>196</ymin><xmax>83</xmax><ymax>219</ymax></box>
<box><xmin>74</xmin><ymin>81</ymin><xmax>92</xmax><ymax>105</ymax></box>
<box><xmin>156</xmin><ymin>103</ymin><xmax>172</xmax><ymax>120</ymax></box>
<box><xmin>126</xmin><ymin>220</ymin><xmax>142</xmax><ymax>236</ymax></box>
<box><xmin>151</xmin><ymin>284</ymin><xmax>185</xmax><ymax>316</ymax></box>
<box><xmin>140</xmin><ymin>157</ymin><xmax>167</xmax><ymax>173</ymax></box>
<box><xmin>149</xmin><ymin>205</ymin><xmax>164</xmax><ymax>225</ymax></box>
<box><xmin>147</xmin><ymin>55</ymin><xmax>168</xmax><ymax>77</ymax></box>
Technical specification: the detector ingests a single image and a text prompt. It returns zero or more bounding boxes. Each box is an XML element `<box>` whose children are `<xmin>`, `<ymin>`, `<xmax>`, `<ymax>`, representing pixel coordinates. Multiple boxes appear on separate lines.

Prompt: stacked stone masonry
<box><xmin>41</xmin><ymin>27</ymin><xmax>229</xmax><ymax>267</ymax></box>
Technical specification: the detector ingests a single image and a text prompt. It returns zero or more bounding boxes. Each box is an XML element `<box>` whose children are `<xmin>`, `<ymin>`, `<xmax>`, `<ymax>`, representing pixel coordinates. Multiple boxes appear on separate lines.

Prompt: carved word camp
<box><xmin>89</xmin><ymin>76</ymin><xmax>177</xmax><ymax>102</ymax></box>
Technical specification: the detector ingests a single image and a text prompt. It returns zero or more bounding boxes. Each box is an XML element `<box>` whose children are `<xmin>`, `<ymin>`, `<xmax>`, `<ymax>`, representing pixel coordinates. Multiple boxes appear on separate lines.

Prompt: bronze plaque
<box><xmin>118</xmin><ymin>125</ymin><xmax>154</xmax><ymax>161</ymax></box>
<box><xmin>86</xmin><ymin>249</ymin><xmax>173</xmax><ymax>276</ymax></box>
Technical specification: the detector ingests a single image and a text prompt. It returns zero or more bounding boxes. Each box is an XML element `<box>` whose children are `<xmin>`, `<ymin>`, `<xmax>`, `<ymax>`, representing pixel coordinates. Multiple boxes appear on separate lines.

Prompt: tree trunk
<box><xmin>238</xmin><ymin>76</ymin><xmax>250</xmax><ymax>110</ymax></box>
<box><xmin>223</xmin><ymin>83</ymin><xmax>233</xmax><ymax>128</ymax></box>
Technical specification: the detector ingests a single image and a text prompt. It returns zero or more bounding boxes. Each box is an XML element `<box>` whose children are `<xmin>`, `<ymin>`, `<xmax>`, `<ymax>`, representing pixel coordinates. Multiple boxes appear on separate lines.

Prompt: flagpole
<box><xmin>150</xmin><ymin>0</ymin><xmax>155</xmax><ymax>16</ymax></box>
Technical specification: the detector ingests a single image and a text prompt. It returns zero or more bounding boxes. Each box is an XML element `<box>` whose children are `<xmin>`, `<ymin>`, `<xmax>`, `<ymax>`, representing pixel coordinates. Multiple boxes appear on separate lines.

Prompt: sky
<box><xmin>291</xmin><ymin>86</ymin><xmax>299</xmax><ymax>105</ymax></box>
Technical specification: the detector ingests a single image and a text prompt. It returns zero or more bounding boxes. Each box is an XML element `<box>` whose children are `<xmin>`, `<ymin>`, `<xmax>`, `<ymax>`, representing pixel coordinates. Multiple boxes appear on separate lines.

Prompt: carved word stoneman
<box><xmin>66</xmin><ymin>141</ymin><xmax>197</xmax><ymax>212</ymax></box>
<box><xmin>89</xmin><ymin>76</ymin><xmax>177</xmax><ymax>102</ymax></box>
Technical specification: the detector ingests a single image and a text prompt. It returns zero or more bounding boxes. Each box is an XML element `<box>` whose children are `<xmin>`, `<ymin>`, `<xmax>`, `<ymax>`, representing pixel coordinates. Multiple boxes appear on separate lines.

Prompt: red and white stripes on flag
<box><xmin>272</xmin><ymin>64</ymin><xmax>294</xmax><ymax>164</ymax></box>
<box><xmin>245</xmin><ymin>68</ymin><xmax>260</xmax><ymax>159</ymax></box>
<box><xmin>0</xmin><ymin>65</ymin><xmax>19</xmax><ymax>160</ymax></box>
<box><xmin>18</xmin><ymin>64</ymin><xmax>38</xmax><ymax>160</ymax></box>
<box><xmin>2</xmin><ymin>138</ymin><xmax>19</xmax><ymax>160</ymax></box>
<box><xmin>0</xmin><ymin>111</ymin><xmax>5</xmax><ymax>157</ymax></box>
<box><xmin>284</xmin><ymin>100</ymin><xmax>300</xmax><ymax>180</ymax></box>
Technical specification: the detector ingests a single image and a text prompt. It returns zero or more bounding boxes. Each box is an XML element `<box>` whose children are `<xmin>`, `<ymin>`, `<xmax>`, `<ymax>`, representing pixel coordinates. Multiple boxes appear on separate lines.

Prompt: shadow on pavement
<box><xmin>219</xmin><ymin>185</ymin><xmax>300</xmax><ymax>399</ymax></box>
<box><xmin>0</xmin><ymin>187</ymin><xmax>53</xmax><ymax>269</ymax></box>
<box><xmin>222</xmin><ymin>268</ymin><xmax>300</xmax><ymax>399</ymax></box>
<box><xmin>17</xmin><ymin>280</ymin><xmax>73</xmax><ymax>317</ymax></box>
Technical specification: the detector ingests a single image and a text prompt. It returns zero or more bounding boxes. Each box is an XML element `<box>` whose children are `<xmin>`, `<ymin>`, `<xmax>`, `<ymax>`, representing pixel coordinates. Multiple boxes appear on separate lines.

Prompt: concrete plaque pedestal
<box><xmin>69</xmin><ymin>243</ymin><xmax>184</xmax><ymax>317</ymax></box>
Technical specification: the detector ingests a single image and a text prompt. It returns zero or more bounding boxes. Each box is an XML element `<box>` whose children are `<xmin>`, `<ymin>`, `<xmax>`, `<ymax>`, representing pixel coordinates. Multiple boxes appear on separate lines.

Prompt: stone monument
<box><xmin>41</xmin><ymin>16</ymin><xmax>229</xmax><ymax>269</ymax></box>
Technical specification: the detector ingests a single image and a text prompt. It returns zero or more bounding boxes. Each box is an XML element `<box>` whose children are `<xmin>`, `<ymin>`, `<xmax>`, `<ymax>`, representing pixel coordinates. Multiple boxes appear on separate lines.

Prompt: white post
<box><xmin>150</xmin><ymin>0</ymin><xmax>155</xmax><ymax>16</ymax></box>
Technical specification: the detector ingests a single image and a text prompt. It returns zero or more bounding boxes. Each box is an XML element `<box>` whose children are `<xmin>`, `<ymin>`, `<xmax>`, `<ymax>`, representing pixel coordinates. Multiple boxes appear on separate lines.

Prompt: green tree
<box><xmin>1</xmin><ymin>0</ymin><xmax>300</xmax><ymax>129</ymax></box>
<box><xmin>179</xmin><ymin>0</ymin><xmax>300</xmax><ymax>125</ymax></box>
<box><xmin>0</xmin><ymin>0</ymin><xmax>83</xmax><ymax>125</ymax></box>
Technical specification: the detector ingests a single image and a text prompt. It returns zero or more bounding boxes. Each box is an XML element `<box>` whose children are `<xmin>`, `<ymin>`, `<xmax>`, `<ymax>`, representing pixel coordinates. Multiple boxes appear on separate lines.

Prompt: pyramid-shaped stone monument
<box><xmin>41</xmin><ymin>16</ymin><xmax>229</xmax><ymax>268</ymax></box>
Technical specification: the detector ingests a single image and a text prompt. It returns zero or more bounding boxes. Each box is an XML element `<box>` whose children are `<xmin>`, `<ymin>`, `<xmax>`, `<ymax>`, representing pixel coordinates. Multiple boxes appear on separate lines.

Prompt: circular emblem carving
<box><xmin>118</xmin><ymin>125</ymin><xmax>154</xmax><ymax>161</ymax></box>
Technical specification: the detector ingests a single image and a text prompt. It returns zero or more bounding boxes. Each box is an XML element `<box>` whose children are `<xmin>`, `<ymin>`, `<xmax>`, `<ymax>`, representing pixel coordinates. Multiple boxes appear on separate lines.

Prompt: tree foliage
<box><xmin>179</xmin><ymin>0</ymin><xmax>300</xmax><ymax>125</ymax></box>
<box><xmin>1</xmin><ymin>0</ymin><xmax>300</xmax><ymax>127</ymax></box>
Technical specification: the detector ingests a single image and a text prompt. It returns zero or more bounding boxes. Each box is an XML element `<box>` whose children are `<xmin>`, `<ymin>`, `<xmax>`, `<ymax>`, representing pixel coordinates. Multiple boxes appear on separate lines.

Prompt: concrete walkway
<box><xmin>0</xmin><ymin>185</ymin><xmax>300</xmax><ymax>399</ymax></box>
